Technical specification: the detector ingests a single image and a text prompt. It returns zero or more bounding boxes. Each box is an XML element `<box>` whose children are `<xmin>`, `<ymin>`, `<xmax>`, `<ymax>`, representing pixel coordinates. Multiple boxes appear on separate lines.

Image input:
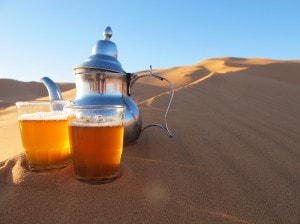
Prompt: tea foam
<box><xmin>18</xmin><ymin>112</ymin><xmax>68</xmax><ymax>121</ymax></box>
<box><xmin>69</xmin><ymin>120</ymin><xmax>123</xmax><ymax>127</ymax></box>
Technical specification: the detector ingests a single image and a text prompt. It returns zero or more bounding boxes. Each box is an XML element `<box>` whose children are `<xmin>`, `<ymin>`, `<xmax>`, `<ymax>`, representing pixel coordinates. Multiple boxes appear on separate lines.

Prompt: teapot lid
<box><xmin>74</xmin><ymin>26</ymin><xmax>124</xmax><ymax>73</ymax></box>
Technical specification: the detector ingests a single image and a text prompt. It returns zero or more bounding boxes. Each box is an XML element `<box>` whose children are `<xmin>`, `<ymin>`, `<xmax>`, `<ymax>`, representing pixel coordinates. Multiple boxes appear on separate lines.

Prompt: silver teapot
<box><xmin>41</xmin><ymin>26</ymin><xmax>173</xmax><ymax>145</ymax></box>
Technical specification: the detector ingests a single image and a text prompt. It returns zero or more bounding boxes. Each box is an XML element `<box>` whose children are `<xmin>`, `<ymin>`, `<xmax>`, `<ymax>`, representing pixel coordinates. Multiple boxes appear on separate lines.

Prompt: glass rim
<box><xmin>16</xmin><ymin>100</ymin><xmax>72</xmax><ymax>106</ymax></box>
<box><xmin>65</xmin><ymin>105</ymin><xmax>125</xmax><ymax>110</ymax></box>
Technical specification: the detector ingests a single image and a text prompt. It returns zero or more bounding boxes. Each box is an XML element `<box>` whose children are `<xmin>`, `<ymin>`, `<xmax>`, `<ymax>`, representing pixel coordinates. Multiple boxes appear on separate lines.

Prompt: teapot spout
<box><xmin>40</xmin><ymin>77</ymin><xmax>63</xmax><ymax>100</ymax></box>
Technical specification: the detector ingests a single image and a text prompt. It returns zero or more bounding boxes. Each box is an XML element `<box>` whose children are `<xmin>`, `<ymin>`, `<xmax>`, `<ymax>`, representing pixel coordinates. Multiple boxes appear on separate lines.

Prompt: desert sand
<box><xmin>0</xmin><ymin>57</ymin><xmax>299</xmax><ymax>223</ymax></box>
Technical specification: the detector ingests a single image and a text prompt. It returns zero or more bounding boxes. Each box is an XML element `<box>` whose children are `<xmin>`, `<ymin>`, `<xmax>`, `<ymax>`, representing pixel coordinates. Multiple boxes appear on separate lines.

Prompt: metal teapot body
<box><xmin>73</xmin><ymin>70</ymin><xmax>142</xmax><ymax>145</ymax></box>
<box><xmin>41</xmin><ymin>26</ymin><xmax>173</xmax><ymax>145</ymax></box>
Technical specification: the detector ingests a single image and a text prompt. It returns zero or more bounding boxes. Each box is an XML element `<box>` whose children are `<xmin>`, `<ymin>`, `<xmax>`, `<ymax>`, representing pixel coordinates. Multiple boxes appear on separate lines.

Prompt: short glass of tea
<box><xmin>16</xmin><ymin>100</ymin><xmax>71</xmax><ymax>171</ymax></box>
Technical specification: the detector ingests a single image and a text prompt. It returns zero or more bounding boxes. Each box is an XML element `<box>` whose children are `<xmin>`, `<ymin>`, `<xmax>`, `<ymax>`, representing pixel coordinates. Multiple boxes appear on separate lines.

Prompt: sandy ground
<box><xmin>0</xmin><ymin>57</ymin><xmax>300</xmax><ymax>223</ymax></box>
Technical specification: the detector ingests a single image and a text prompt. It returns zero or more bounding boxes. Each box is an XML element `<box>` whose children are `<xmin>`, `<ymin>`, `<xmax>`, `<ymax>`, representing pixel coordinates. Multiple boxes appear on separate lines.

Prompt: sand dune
<box><xmin>0</xmin><ymin>57</ymin><xmax>300</xmax><ymax>223</ymax></box>
<box><xmin>0</xmin><ymin>79</ymin><xmax>75</xmax><ymax>109</ymax></box>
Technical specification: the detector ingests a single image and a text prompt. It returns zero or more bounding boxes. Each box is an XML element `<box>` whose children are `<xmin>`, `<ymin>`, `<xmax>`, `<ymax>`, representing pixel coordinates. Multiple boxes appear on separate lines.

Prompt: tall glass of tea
<box><xmin>67</xmin><ymin>105</ymin><xmax>125</xmax><ymax>184</ymax></box>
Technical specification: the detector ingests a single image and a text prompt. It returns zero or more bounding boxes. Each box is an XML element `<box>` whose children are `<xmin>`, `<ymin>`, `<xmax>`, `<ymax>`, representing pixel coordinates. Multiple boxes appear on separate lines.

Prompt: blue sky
<box><xmin>1</xmin><ymin>0</ymin><xmax>299</xmax><ymax>82</ymax></box>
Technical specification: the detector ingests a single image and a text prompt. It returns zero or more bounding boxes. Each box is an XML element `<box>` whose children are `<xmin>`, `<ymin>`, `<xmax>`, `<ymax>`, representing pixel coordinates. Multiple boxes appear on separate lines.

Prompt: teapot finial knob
<box><xmin>103</xmin><ymin>26</ymin><xmax>112</xmax><ymax>40</ymax></box>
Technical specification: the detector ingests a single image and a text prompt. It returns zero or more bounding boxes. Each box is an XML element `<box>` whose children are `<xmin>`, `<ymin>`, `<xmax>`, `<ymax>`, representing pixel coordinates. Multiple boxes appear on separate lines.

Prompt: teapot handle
<box><xmin>129</xmin><ymin>66</ymin><xmax>174</xmax><ymax>138</ymax></box>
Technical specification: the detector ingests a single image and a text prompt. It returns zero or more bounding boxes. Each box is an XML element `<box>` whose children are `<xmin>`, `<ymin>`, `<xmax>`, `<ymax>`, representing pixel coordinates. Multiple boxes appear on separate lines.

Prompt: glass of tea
<box><xmin>67</xmin><ymin>105</ymin><xmax>125</xmax><ymax>184</ymax></box>
<box><xmin>16</xmin><ymin>100</ymin><xmax>71</xmax><ymax>171</ymax></box>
